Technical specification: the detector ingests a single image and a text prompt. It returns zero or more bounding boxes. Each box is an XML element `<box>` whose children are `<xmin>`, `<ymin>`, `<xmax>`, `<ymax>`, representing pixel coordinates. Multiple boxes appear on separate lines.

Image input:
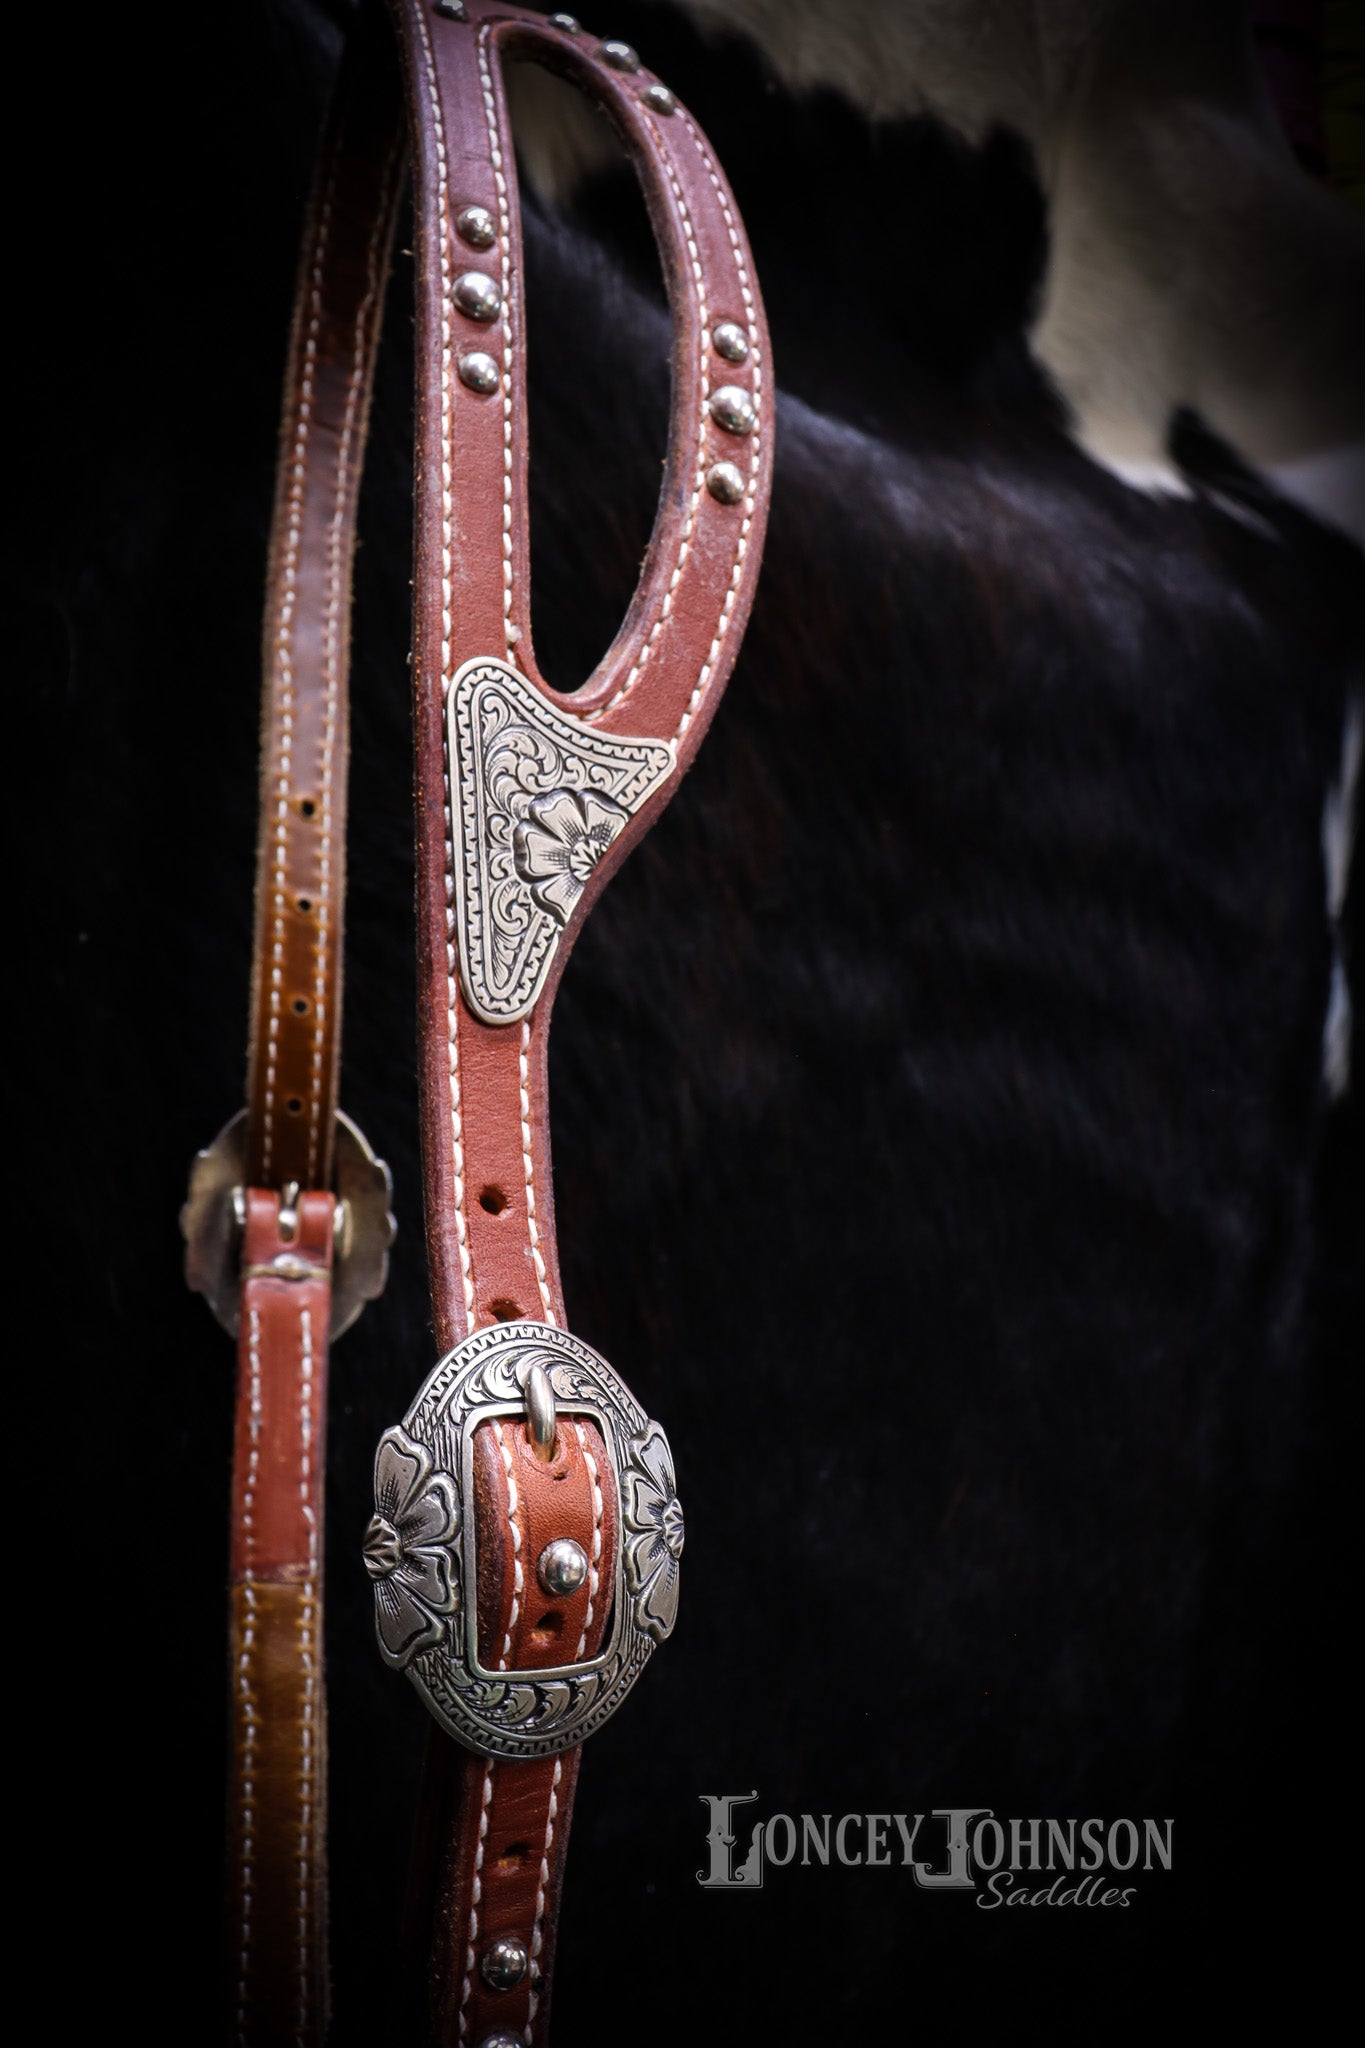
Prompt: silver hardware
<box><xmin>277</xmin><ymin>1178</ymin><xmax>301</xmax><ymax>1242</ymax></box>
<box><xmin>458</xmin><ymin>350</ymin><xmax>500</xmax><ymax>395</ymax></box>
<box><xmin>477</xmin><ymin>2035</ymin><xmax>524</xmax><ymax>2048</ymax></box>
<box><xmin>240</xmin><ymin>1251</ymin><xmax>330</xmax><ymax>1284</ymax></box>
<box><xmin>706</xmin><ymin>461</ymin><xmax>745</xmax><ymax>505</ymax></box>
<box><xmin>710</xmin><ymin>384</ymin><xmax>756</xmax><ymax>435</ymax></box>
<box><xmin>599</xmin><ymin>39</ymin><xmax>639</xmax><ymax>71</ymax></box>
<box><xmin>456</xmin><ymin>204</ymin><xmax>496</xmax><ymax>250</ymax></box>
<box><xmin>182</xmin><ymin>1109</ymin><xmax>395</xmax><ymax>1339</ymax></box>
<box><xmin>538</xmin><ymin>1537</ymin><xmax>589</xmax><ymax>1598</ymax></box>
<box><xmin>643</xmin><ymin>83</ymin><xmax>676</xmax><ymax>115</ymax></box>
<box><xmin>435</xmin><ymin>0</ymin><xmax>468</xmax><ymax>19</ymax></box>
<box><xmin>480</xmin><ymin>1936</ymin><xmax>530</xmax><ymax>1992</ymax></box>
<box><xmin>548</xmin><ymin>11</ymin><xmax>580</xmax><ymax>29</ymax></box>
<box><xmin>447</xmin><ymin>657</ymin><xmax>674</xmax><ymax>1026</ymax></box>
<box><xmin>712</xmin><ymin>320</ymin><xmax>749</xmax><ymax>364</ymax></box>
<box><xmin>368</xmin><ymin>1319</ymin><xmax>683</xmax><ymax>1757</ymax></box>
<box><xmin>524</xmin><ymin>1360</ymin><xmax>557</xmax><ymax>1459</ymax></box>
<box><xmin>453</xmin><ymin>270</ymin><xmax>502</xmax><ymax>323</ymax></box>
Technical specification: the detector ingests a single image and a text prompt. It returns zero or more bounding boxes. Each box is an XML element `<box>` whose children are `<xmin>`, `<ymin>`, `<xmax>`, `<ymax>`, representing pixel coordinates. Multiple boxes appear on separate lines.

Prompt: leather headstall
<box><xmin>182</xmin><ymin>3</ymin><xmax>772</xmax><ymax>2042</ymax></box>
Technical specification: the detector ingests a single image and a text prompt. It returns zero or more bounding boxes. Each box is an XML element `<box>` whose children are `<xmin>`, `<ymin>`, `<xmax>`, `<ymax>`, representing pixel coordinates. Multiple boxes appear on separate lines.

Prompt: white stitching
<box><xmin>588</xmin><ymin>110</ymin><xmax>762</xmax><ymax>737</ymax></box>
<box><xmin>295</xmin><ymin>1301</ymin><xmax>319</xmax><ymax>2044</ymax></box>
<box><xmin>526</xmin><ymin>1755</ymin><xmax>563</xmax><ymax>2030</ymax></box>
<box><xmin>415</xmin><ymin>2</ymin><xmax>477</xmax><ymax>1329</ymax></box>
<box><xmin>307</xmin><ymin>138</ymin><xmax>405</xmax><ymax>1183</ymax></box>
<box><xmin>458</xmin><ymin>1760</ymin><xmax>496</xmax><ymax>2041</ymax></box>
<box><xmin>571</xmin><ymin>1421</ymin><xmax>603</xmax><ymax>1661</ymax></box>
<box><xmin>263</xmin><ymin>163</ymin><xmax>338</xmax><ymax>1180</ymax></box>
<box><xmin>519</xmin><ymin>1021</ymin><xmax>556</xmax><ymax>1322</ymax></box>
<box><xmin>236</xmin><ymin>1307</ymin><xmax>264</xmax><ymax>2042</ymax></box>
<box><xmin>476</xmin><ymin>26</ymin><xmax>517</xmax><ymax>652</ymax></box>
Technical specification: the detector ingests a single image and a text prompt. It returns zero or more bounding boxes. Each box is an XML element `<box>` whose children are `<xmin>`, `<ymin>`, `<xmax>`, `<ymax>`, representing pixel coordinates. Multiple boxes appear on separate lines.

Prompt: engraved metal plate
<box><xmin>181</xmin><ymin>1108</ymin><xmax>395</xmax><ymax>1339</ymax></box>
<box><xmin>365</xmin><ymin>1320</ymin><xmax>683</xmax><ymax>1759</ymax></box>
<box><xmin>448</xmin><ymin>657</ymin><xmax>674</xmax><ymax>1026</ymax></box>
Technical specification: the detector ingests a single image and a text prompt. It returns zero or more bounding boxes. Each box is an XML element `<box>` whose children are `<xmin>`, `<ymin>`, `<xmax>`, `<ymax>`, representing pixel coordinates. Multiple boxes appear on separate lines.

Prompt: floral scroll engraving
<box><xmin>622</xmin><ymin>1421</ymin><xmax>684</xmax><ymax>1643</ymax></box>
<box><xmin>447</xmin><ymin>658</ymin><xmax>674</xmax><ymax>1025</ymax></box>
<box><xmin>365</xmin><ymin>1426</ymin><xmax>460</xmax><ymax>1669</ymax></box>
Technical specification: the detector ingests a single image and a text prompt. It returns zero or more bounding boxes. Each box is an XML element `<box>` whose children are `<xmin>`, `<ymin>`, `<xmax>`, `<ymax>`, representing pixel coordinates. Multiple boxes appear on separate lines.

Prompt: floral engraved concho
<box><xmin>364</xmin><ymin>1427</ymin><xmax>460</xmax><ymax>1669</ymax></box>
<box><xmin>622</xmin><ymin>1420</ymin><xmax>684</xmax><ymax>1644</ymax></box>
<box><xmin>513</xmin><ymin>788</ymin><xmax>630</xmax><ymax>923</ymax></box>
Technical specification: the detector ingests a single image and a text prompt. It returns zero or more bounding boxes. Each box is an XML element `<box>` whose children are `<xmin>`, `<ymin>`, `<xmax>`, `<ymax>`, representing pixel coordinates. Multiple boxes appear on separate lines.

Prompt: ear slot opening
<box><xmin>502</xmin><ymin>52</ymin><xmax>670</xmax><ymax>699</ymax></box>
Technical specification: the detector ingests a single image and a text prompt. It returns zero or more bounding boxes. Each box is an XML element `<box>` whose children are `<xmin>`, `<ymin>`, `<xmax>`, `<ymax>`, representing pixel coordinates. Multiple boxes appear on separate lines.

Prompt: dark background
<box><xmin>19</xmin><ymin>0</ymin><xmax>1362</xmax><ymax>2037</ymax></box>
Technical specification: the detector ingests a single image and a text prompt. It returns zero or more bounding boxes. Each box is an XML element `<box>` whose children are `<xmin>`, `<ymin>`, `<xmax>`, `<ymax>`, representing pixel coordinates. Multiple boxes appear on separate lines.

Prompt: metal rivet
<box><xmin>453</xmin><ymin>271</ymin><xmax>502</xmax><ymax>323</ymax></box>
<box><xmin>480</xmin><ymin>1937</ymin><xmax>529</xmax><ymax>1992</ymax></box>
<box><xmin>477</xmin><ymin>2035</ymin><xmax>524</xmax><ymax>2048</ymax></box>
<box><xmin>712</xmin><ymin>321</ymin><xmax>749</xmax><ymax>364</ymax></box>
<box><xmin>709</xmin><ymin>385</ymin><xmax>756</xmax><ymax>436</ymax></box>
<box><xmin>643</xmin><ymin>83</ymin><xmax>676</xmax><ymax>115</ymax></box>
<box><xmin>538</xmin><ymin>1537</ymin><xmax>589</xmax><ymax>1597</ymax></box>
<box><xmin>549</xmin><ymin>11</ymin><xmax>580</xmax><ymax>28</ymax></box>
<box><xmin>458</xmin><ymin>351</ymin><xmax>499</xmax><ymax>395</ymax></box>
<box><xmin>599</xmin><ymin>39</ymin><xmax>640</xmax><ymax>71</ymax></box>
<box><xmin>456</xmin><ymin>204</ymin><xmax>496</xmax><ymax>250</ymax></box>
<box><xmin>435</xmin><ymin>0</ymin><xmax>467</xmax><ymax>19</ymax></box>
<box><xmin>706</xmin><ymin>461</ymin><xmax>746</xmax><ymax>505</ymax></box>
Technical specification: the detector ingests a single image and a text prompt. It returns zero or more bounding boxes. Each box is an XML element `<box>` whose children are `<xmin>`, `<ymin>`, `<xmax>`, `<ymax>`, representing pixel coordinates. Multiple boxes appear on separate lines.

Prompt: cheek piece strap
<box><xmin>183</xmin><ymin>3</ymin><xmax>773</xmax><ymax>2041</ymax></box>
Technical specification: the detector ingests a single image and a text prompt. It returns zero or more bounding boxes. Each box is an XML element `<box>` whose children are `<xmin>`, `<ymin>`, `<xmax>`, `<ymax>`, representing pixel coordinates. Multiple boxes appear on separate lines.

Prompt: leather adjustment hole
<box><xmin>296</xmin><ymin>896</ymin><xmax>313</xmax><ymax>915</ymax></box>
<box><xmin>480</xmin><ymin>1184</ymin><xmax>508</xmax><ymax>1215</ymax></box>
<box><xmin>531</xmin><ymin>1612</ymin><xmax>565</xmax><ymax>1644</ymax></box>
<box><xmin>291</xmin><ymin>997</ymin><xmax>309</xmax><ymax>1015</ymax></box>
<box><xmin>496</xmin><ymin>1840</ymin><xmax>531</xmax><ymax>1874</ymax></box>
<box><xmin>286</xmin><ymin>1097</ymin><xmax>303</xmax><ymax>1115</ymax></box>
<box><xmin>488</xmin><ymin>1298</ymin><xmax>522</xmax><ymax>1322</ymax></box>
<box><xmin>298</xmin><ymin>798</ymin><xmax>317</xmax><ymax>819</ymax></box>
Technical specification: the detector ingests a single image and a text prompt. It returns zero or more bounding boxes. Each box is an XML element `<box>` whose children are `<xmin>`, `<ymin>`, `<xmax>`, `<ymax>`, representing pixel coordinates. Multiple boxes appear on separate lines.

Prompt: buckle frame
<box><xmin>181</xmin><ymin>1108</ymin><xmax>395</xmax><ymax>1339</ymax></box>
<box><xmin>366</xmin><ymin>1320</ymin><xmax>683</xmax><ymax>1759</ymax></box>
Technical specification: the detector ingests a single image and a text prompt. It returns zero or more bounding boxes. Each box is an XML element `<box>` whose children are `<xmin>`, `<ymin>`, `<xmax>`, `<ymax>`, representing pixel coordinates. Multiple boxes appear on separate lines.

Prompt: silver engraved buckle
<box><xmin>181</xmin><ymin>1108</ymin><xmax>395</xmax><ymax>1338</ymax></box>
<box><xmin>364</xmin><ymin>1320</ymin><xmax>682</xmax><ymax>1760</ymax></box>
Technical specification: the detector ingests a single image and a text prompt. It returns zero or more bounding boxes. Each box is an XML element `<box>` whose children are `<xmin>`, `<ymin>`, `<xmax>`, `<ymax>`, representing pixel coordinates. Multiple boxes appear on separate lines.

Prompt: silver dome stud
<box><xmin>644</xmin><ymin>83</ymin><xmax>676</xmax><ymax>115</ymax></box>
<box><xmin>477</xmin><ymin>2035</ymin><xmax>524</xmax><ymax>2048</ymax></box>
<box><xmin>456</xmin><ymin>204</ymin><xmax>496</xmax><ymax>250</ymax></box>
<box><xmin>712</xmin><ymin>321</ymin><xmax>749</xmax><ymax>364</ymax></box>
<box><xmin>549</xmin><ymin>12</ymin><xmax>580</xmax><ymax>29</ymax></box>
<box><xmin>480</xmin><ymin>1936</ymin><xmax>529</xmax><ymax>1992</ymax></box>
<box><xmin>706</xmin><ymin>461</ymin><xmax>745</xmax><ymax>505</ymax></box>
<box><xmin>538</xmin><ymin>1537</ymin><xmax>589</xmax><ymax>1597</ymax></box>
<box><xmin>599</xmin><ymin>40</ymin><xmax>640</xmax><ymax>72</ymax></box>
<box><xmin>457</xmin><ymin>351</ymin><xmax>499</xmax><ymax>395</ymax></box>
<box><xmin>453</xmin><ymin>271</ymin><xmax>502</xmax><ymax>323</ymax></box>
<box><xmin>435</xmin><ymin>0</ymin><xmax>467</xmax><ymax>19</ymax></box>
<box><xmin>709</xmin><ymin>385</ymin><xmax>756</xmax><ymax>436</ymax></box>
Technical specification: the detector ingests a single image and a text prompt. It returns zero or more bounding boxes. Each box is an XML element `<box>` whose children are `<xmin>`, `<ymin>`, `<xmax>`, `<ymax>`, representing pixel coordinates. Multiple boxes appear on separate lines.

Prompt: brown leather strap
<box><xmin>417</xmin><ymin>1417</ymin><xmax>620</xmax><ymax>2044</ymax></box>
<box><xmin>400</xmin><ymin>3</ymin><xmax>772</xmax><ymax>1351</ymax></box>
<box><xmin>229</xmin><ymin>16</ymin><xmax>403</xmax><ymax>2041</ymax></box>
<box><xmin>229</xmin><ymin>4</ymin><xmax>771</xmax><ymax>2040</ymax></box>
<box><xmin>245</xmin><ymin>10</ymin><xmax>403</xmax><ymax>1194</ymax></box>
<box><xmin>228</xmin><ymin>1190</ymin><xmax>337</xmax><ymax>2044</ymax></box>
<box><xmin>386</xmin><ymin>9</ymin><xmax>770</xmax><ymax>2041</ymax></box>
